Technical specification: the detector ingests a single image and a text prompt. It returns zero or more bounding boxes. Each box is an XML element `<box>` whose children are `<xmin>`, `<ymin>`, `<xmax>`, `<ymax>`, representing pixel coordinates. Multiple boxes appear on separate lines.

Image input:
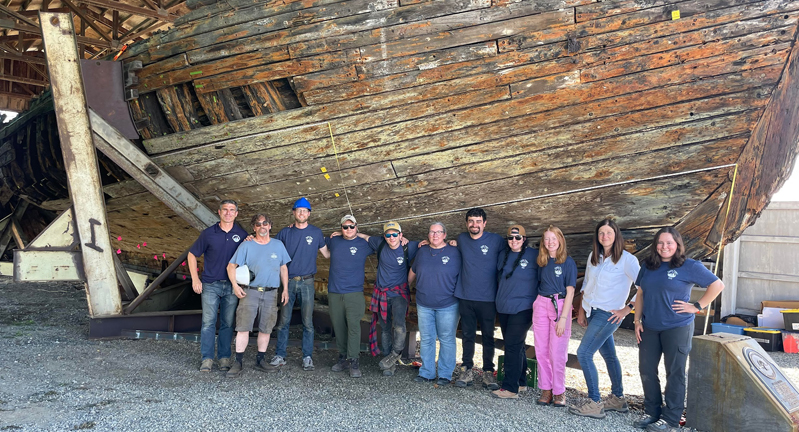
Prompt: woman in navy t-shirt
<box><xmin>491</xmin><ymin>225</ymin><xmax>539</xmax><ymax>399</ymax></box>
<box><xmin>533</xmin><ymin>225</ymin><xmax>577</xmax><ymax>407</ymax></box>
<box><xmin>409</xmin><ymin>222</ymin><xmax>462</xmax><ymax>385</ymax></box>
<box><xmin>632</xmin><ymin>227</ymin><xmax>724</xmax><ymax>430</ymax></box>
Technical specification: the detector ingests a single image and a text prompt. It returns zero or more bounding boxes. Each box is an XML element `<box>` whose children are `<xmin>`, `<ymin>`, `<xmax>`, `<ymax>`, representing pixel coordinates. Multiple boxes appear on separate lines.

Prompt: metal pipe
<box><xmin>123</xmin><ymin>246</ymin><xmax>190</xmax><ymax>314</ymax></box>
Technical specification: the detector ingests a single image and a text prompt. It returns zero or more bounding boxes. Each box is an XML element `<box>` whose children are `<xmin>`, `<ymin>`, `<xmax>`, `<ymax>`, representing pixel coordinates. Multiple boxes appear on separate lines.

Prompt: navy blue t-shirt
<box><xmin>635</xmin><ymin>258</ymin><xmax>719</xmax><ymax>331</ymax></box>
<box><xmin>189</xmin><ymin>222</ymin><xmax>249</xmax><ymax>283</ymax></box>
<box><xmin>276</xmin><ymin>224</ymin><xmax>325</xmax><ymax>278</ymax></box>
<box><xmin>326</xmin><ymin>236</ymin><xmax>375</xmax><ymax>294</ymax></box>
<box><xmin>538</xmin><ymin>256</ymin><xmax>577</xmax><ymax>297</ymax></box>
<box><xmin>454</xmin><ymin>232</ymin><xmax>506</xmax><ymax>302</ymax></box>
<box><xmin>496</xmin><ymin>247</ymin><xmax>540</xmax><ymax>314</ymax></box>
<box><xmin>412</xmin><ymin>245</ymin><xmax>461</xmax><ymax>309</ymax></box>
<box><xmin>367</xmin><ymin>236</ymin><xmax>419</xmax><ymax>295</ymax></box>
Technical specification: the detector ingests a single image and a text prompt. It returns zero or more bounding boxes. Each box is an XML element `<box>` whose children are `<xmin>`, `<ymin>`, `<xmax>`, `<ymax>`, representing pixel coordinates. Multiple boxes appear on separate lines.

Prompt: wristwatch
<box><xmin>693</xmin><ymin>301</ymin><xmax>703</xmax><ymax>311</ymax></box>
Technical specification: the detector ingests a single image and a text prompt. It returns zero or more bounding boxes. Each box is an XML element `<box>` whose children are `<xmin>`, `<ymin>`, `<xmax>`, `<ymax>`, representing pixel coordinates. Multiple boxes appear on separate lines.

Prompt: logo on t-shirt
<box><xmin>350</xmin><ymin>247</ymin><xmax>358</xmax><ymax>255</ymax></box>
<box><xmin>270</xmin><ymin>253</ymin><xmax>278</xmax><ymax>259</ymax></box>
<box><xmin>554</xmin><ymin>266</ymin><xmax>562</xmax><ymax>277</ymax></box>
<box><xmin>442</xmin><ymin>256</ymin><xmax>450</xmax><ymax>264</ymax></box>
<box><xmin>480</xmin><ymin>245</ymin><xmax>489</xmax><ymax>255</ymax></box>
<box><xmin>520</xmin><ymin>259</ymin><xmax>529</xmax><ymax>269</ymax></box>
<box><xmin>667</xmin><ymin>270</ymin><xmax>678</xmax><ymax>280</ymax></box>
<box><xmin>397</xmin><ymin>257</ymin><xmax>404</xmax><ymax>265</ymax></box>
<box><xmin>232</xmin><ymin>235</ymin><xmax>241</xmax><ymax>242</ymax></box>
<box><xmin>306</xmin><ymin>236</ymin><xmax>313</xmax><ymax>245</ymax></box>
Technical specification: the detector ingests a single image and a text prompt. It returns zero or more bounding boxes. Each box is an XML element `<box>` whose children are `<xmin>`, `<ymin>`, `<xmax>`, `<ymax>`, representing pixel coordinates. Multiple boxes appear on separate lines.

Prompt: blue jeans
<box><xmin>417</xmin><ymin>302</ymin><xmax>459</xmax><ymax>380</ymax></box>
<box><xmin>200</xmin><ymin>280</ymin><xmax>238</xmax><ymax>361</ymax></box>
<box><xmin>380</xmin><ymin>296</ymin><xmax>408</xmax><ymax>354</ymax></box>
<box><xmin>275</xmin><ymin>278</ymin><xmax>315</xmax><ymax>358</ymax></box>
<box><xmin>576</xmin><ymin>308</ymin><xmax>623</xmax><ymax>402</ymax></box>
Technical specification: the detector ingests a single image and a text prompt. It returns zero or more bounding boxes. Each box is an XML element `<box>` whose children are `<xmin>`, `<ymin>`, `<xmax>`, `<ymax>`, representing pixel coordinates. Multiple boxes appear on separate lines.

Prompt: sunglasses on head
<box><xmin>384</xmin><ymin>232</ymin><xmax>400</xmax><ymax>238</ymax></box>
<box><xmin>341</xmin><ymin>225</ymin><xmax>357</xmax><ymax>230</ymax></box>
<box><xmin>254</xmin><ymin>221</ymin><xmax>269</xmax><ymax>227</ymax></box>
<box><xmin>506</xmin><ymin>235</ymin><xmax>523</xmax><ymax>241</ymax></box>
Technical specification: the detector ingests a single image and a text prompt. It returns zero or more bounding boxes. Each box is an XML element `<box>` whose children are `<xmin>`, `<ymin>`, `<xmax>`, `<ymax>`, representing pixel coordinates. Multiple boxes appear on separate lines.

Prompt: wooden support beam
<box><xmin>113</xmin><ymin>253</ymin><xmax>138</xmax><ymax>300</ymax></box>
<box><xmin>0</xmin><ymin>73</ymin><xmax>46</xmax><ymax>87</ymax></box>
<box><xmin>74</xmin><ymin>0</ymin><xmax>178</xmax><ymax>22</ymax></box>
<box><xmin>0</xmin><ymin>200</ymin><xmax>28</xmax><ymax>256</ymax></box>
<box><xmin>0</xmin><ymin>3</ymin><xmax>38</xmax><ymax>27</ymax></box>
<box><xmin>61</xmin><ymin>0</ymin><xmax>112</xmax><ymax>42</ymax></box>
<box><xmin>124</xmin><ymin>246</ymin><xmax>190</xmax><ymax>314</ymax></box>
<box><xmin>40</xmin><ymin>11</ymin><xmax>121</xmax><ymax>316</ymax></box>
<box><xmin>89</xmin><ymin>109</ymin><xmax>217</xmax><ymax>231</ymax></box>
<box><xmin>9</xmin><ymin>217</ymin><xmax>27</xmax><ymax>249</ymax></box>
<box><xmin>3</xmin><ymin>22</ymin><xmax>114</xmax><ymax>48</ymax></box>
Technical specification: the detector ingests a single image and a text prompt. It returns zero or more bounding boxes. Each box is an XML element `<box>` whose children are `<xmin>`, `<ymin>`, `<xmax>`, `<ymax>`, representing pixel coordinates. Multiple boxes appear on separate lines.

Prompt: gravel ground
<box><xmin>2</xmin><ymin>277</ymin><xmax>799</xmax><ymax>432</ymax></box>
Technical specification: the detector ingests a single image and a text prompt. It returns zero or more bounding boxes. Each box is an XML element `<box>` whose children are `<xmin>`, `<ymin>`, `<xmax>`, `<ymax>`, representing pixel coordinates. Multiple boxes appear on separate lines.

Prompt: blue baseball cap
<box><xmin>293</xmin><ymin>197</ymin><xmax>311</xmax><ymax>211</ymax></box>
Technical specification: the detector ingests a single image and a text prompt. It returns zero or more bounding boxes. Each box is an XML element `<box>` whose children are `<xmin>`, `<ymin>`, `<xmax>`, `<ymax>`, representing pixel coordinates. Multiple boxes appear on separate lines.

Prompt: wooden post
<box><xmin>40</xmin><ymin>12</ymin><xmax>121</xmax><ymax>316</ymax></box>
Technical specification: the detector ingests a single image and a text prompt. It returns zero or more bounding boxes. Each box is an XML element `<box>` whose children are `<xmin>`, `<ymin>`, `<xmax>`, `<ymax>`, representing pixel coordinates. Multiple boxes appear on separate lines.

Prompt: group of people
<box><xmin>188</xmin><ymin>198</ymin><xmax>724</xmax><ymax>432</ymax></box>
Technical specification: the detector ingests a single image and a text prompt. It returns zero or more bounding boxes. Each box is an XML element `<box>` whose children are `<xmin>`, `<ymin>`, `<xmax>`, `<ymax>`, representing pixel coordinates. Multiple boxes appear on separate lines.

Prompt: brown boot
<box><xmin>537</xmin><ymin>389</ymin><xmax>553</xmax><ymax>406</ymax></box>
<box><xmin>553</xmin><ymin>393</ymin><xmax>566</xmax><ymax>407</ymax></box>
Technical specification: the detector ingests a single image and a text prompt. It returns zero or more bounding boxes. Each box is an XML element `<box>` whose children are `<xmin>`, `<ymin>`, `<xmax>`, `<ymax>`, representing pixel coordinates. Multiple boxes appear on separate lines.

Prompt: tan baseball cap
<box><xmin>507</xmin><ymin>225</ymin><xmax>526</xmax><ymax>237</ymax></box>
<box><xmin>383</xmin><ymin>221</ymin><xmax>401</xmax><ymax>233</ymax></box>
<box><xmin>340</xmin><ymin>214</ymin><xmax>357</xmax><ymax>225</ymax></box>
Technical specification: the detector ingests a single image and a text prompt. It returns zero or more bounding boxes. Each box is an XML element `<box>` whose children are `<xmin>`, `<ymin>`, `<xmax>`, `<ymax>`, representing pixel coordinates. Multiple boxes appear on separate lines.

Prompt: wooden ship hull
<box><xmin>2</xmin><ymin>0</ymin><xmax>799</xmax><ymax>295</ymax></box>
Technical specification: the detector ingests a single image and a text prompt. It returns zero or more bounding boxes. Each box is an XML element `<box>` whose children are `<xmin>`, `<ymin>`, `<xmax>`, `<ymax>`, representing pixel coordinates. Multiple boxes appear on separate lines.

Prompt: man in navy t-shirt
<box><xmin>188</xmin><ymin>199</ymin><xmax>249</xmax><ymax>373</ymax></box>
<box><xmin>454</xmin><ymin>208</ymin><xmax>506</xmax><ymax>390</ymax></box>
<box><xmin>363</xmin><ymin>221</ymin><xmax>419</xmax><ymax>376</ymax></box>
<box><xmin>326</xmin><ymin>214</ymin><xmax>375</xmax><ymax>378</ymax></box>
<box><xmin>270</xmin><ymin>197</ymin><xmax>330</xmax><ymax>372</ymax></box>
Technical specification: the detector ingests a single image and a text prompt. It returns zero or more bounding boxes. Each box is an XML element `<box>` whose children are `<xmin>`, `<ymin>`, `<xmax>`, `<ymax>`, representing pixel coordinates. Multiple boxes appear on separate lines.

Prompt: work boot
<box><xmin>217</xmin><ymin>357</ymin><xmax>232</xmax><ymax>371</ymax></box>
<box><xmin>537</xmin><ymin>389</ymin><xmax>553</xmax><ymax>406</ymax></box>
<box><xmin>383</xmin><ymin>363</ymin><xmax>397</xmax><ymax>377</ymax></box>
<box><xmin>482</xmin><ymin>371</ymin><xmax>500</xmax><ymax>390</ymax></box>
<box><xmin>569</xmin><ymin>399</ymin><xmax>606</xmax><ymax>419</ymax></box>
<box><xmin>455</xmin><ymin>366</ymin><xmax>473</xmax><ymax>388</ymax></box>
<box><xmin>226</xmin><ymin>361</ymin><xmax>243</xmax><ymax>378</ymax></box>
<box><xmin>199</xmin><ymin>359</ymin><xmax>213</xmax><ymax>372</ymax></box>
<box><xmin>302</xmin><ymin>356</ymin><xmax>314</xmax><ymax>371</ymax></box>
<box><xmin>331</xmin><ymin>355</ymin><xmax>350</xmax><ymax>372</ymax></box>
<box><xmin>633</xmin><ymin>415</ymin><xmax>660</xmax><ymax>429</ymax></box>
<box><xmin>269</xmin><ymin>355</ymin><xmax>286</xmax><ymax>367</ymax></box>
<box><xmin>255</xmin><ymin>357</ymin><xmax>279</xmax><ymax>373</ymax></box>
<box><xmin>490</xmin><ymin>389</ymin><xmax>519</xmax><ymax>399</ymax></box>
<box><xmin>553</xmin><ymin>393</ymin><xmax>567</xmax><ymax>407</ymax></box>
<box><xmin>604</xmin><ymin>394</ymin><xmax>629</xmax><ymax>412</ymax></box>
<box><xmin>349</xmin><ymin>358</ymin><xmax>362</xmax><ymax>378</ymax></box>
<box><xmin>379</xmin><ymin>350</ymin><xmax>402</xmax><ymax>370</ymax></box>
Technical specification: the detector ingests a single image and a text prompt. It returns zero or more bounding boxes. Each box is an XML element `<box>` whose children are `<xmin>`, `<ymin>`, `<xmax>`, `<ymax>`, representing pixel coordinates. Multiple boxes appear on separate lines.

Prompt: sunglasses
<box><xmin>254</xmin><ymin>222</ymin><xmax>269</xmax><ymax>227</ymax></box>
<box><xmin>384</xmin><ymin>232</ymin><xmax>400</xmax><ymax>238</ymax></box>
<box><xmin>506</xmin><ymin>235</ymin><xmax>524</xmax><ymax>241</ymax></box>
<box><xmin>341</xmin><ymin>225</ymin><xmax>357</xmax><ymax>230</ymax></box>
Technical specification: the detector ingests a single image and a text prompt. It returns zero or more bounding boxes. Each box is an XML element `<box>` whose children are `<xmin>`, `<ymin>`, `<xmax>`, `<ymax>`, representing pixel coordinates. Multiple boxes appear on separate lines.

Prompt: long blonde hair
<box><xmin>537</xmin><ymin>225</ymin><xmax>568</xmax><ymax>267</ymax></box>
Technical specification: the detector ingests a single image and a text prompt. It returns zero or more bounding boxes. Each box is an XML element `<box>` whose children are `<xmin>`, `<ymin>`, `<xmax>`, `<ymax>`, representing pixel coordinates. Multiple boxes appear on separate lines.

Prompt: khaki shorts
<box><xmin>235</xmin><ymin>288</ymin><xmax>279</xmax><ymax>334</ymax></box>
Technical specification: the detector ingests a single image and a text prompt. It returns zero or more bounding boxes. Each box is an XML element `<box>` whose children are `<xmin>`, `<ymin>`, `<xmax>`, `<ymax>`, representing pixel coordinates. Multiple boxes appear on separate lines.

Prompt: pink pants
<box><xmin>533</xmin><ymin>294</ymin><xmax>572</xmax><ymax>394</ymax></box>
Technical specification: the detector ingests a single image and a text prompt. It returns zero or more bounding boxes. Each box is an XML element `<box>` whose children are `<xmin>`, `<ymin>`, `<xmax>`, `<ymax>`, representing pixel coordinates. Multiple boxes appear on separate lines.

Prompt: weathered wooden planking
<box><xmin>192</xmin><ymin>49</ymin><xmax>360</xmax><ymax>93</ymax></box>
<box><xmin>241</xmin><ymin>81</ymin><xmax>288</xmax><ymax>115</ymax></box>
<box><xmin>138</xmin><ymin>46</ymin><xmax>290</xmax><ymax>91</ymax></box>
<box><xmin>135</xmin><ymin>54</ymin><xmax>190</xmax><ymax>83</ymax></box>
<box><xmin>574</xmin><ymin>0</ymin><xmax>760</xmax><ymax>23</ymax></box>
<box><xmin>195</xmin><ymin>91</ymin><xmax>230</xmax><ymax>124</ymax></box>
<box><xmin>155</xmin><ymin>84</ymin><xmax>202</xmax><ymax>132</ymax></box>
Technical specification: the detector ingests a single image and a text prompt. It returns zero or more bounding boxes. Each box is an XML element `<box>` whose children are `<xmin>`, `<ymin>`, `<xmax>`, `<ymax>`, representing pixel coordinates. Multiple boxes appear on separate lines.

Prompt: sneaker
<box><xmin>414</xmin><ymin>376</ymin><xmax>434</xmax><ymax>383</ymax></box>
<box><xmin>436</xmin><ymin>377</ymin><xmax>451</xmax><ymax>386</ymax></box>
<box><xmin>482</xmin><ymin>371</ymin><xmax>500</xmax><ymax>390</ymax></box>
<box><xmin>255</xmin><ymin>357</ymin><xmax>279</xmax><ymax>373</ymax></box>
<box><xmin>604</xmin><ymin>394</ymin><xmax>629</xmax><ymax>413</ymax></box>
<box><xmin>331</xmin><ymin>355</ymin><xmax>350</xmax><ymax>372</ymax></box>
<box><xmin>646</xmin><ymin>420</ymin><xmax>681</xmax><ymax>432</ymax></box>
<box><xmin>568</xmin><ymin>399</ymin><xmax>606</xmax><ymax>419</ymax></box>
<box><xmin>199</xmin><ymin>359</ymin><xmax>213</xmax><ymax>372</ymax></box>
<box><xmin>518</xmin><ymin>386</ymin><xmax>528</xmax><ymax>393</ymax></box>
<box><xmin>379</xmin><ymin>350</ymin><xmax>402</xmax><ymax>370</ymax></box>
<box><xmin>383</xmin><ymin>364</ymin><xmax>397</xmax><ymax>377</ymax></box>
<box><xmin>302</xmin><ymin>356</ymin><xmax>314</xmax><ymax>371</ymax></box>
<box><xmin>226</xmin><ymin>361</ymin><xmax>243</xmax><ymax>378</ymax></box>
<box><xmin>270</xmin><ymin>355</ymin><xmax>286</xmax><ymax>367</ymax></box>
<box><xmin>218</xmin><ymin>357</ymin><xmax>232</xmax><ymax>371</ymax></box>
<box><xmin>455</xmin><ymin>367</ymin><xmax>474</xmax><ymax>388</ymax></box>
<box><xmin>633</xmin><ymin>415</ymin><xmax>660</xmax><ymax>429</ymax></box>
<box><xmin>349</xmin><ymin>358</ymin><xmax>362</xmax><ymax>378</ymax></box>
<box><xmin>491</xmin><ymin>389</ymin><xmax>519</xmax><ymax>399</ymax></box>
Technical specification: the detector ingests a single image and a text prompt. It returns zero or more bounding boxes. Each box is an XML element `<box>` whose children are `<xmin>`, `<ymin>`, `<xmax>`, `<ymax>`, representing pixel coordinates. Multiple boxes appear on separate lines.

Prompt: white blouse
<box><xmin>581</xmin><ymin>250</ymin><xmax>640</xmax><ymax>317</ymax></box>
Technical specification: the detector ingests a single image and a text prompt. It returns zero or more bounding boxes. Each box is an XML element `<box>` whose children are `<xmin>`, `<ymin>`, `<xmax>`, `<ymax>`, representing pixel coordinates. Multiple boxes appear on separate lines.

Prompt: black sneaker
<box><xmin>349</xmin><ymin>358</ymin><xmax>362</xmax><ymax>378</ymax></box>
<box><xmin>633</xmin><ymin>415</ymin><xmax>660</xmax><ymax>429</ymax></box>
<box><xmin>414</xmin><ymin>376</ymin><xmax>435</xmax><ymax>383</ymax></box>
<box><xmin>436</xmin><ymin>377</ymin><xmax>451</xmax><ymax>386</ymax></box>
<box><xmin>226</xmin><ymin>361</ymin><xmax>243</xmax><ymax>378</ymax></box>
<box><xmin>331</xmin><ymin>355</ymin><xmax>350</xmax><ymax>372</ymax></box>
<box><xmin>255</xmin><ymin>357</ymin><xmax>279</xmax><ymax>373</ymax></box>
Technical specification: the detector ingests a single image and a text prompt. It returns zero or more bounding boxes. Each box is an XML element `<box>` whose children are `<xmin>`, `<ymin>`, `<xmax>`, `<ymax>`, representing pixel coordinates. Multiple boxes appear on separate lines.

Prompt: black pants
<box><xmin>638</xmin><ymin>321</ymin><xmax>694</xmax><ymax>426</ymax></box>
<box><xmin>460</xmin><ymin>299</ymin><xmax>496</xmax><ymax>371</ymax></box>
<box><xmin>498</xmin><ymin>308</ymin><xmax>532</xmax><ymax>393</ymax></box>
